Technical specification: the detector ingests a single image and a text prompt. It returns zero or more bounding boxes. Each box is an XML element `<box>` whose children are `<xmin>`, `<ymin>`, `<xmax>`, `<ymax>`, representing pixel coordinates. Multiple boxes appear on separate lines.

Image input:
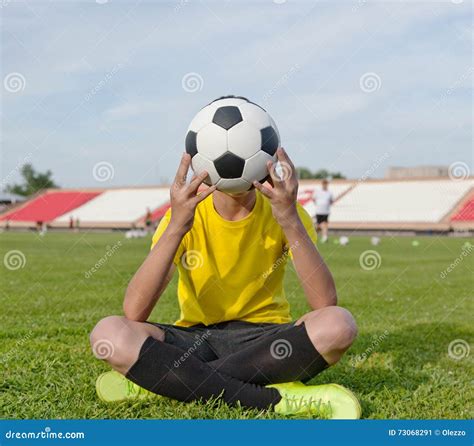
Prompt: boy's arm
<box><xmin>280</xmin><ymin>216</ymin><xmax>337</xmax><ymax>309</ymax></box>
<box><xmin>123</xmin><ymin>154</ymin><xmax>216</xmax><ymax>321</ymax></box>
<box><xmin>253</xmin><ymin>148</ymin><xmax>337</xmax><ymax>309</ymax></box>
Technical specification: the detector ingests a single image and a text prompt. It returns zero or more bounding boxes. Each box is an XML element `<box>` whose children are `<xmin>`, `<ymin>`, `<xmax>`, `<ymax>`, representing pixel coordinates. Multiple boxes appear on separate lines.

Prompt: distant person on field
<box><xmin>312</xmin><ymin>179</ymin><xmax>333</xmax><ymax>243</ymax></box>
<box><xmin>145</xmin><ymin>207</ymin><xmax>153</xmax><ymax>234</ymax></box>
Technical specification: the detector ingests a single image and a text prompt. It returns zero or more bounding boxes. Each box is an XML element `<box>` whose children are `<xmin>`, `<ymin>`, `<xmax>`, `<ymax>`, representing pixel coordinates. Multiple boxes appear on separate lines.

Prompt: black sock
<box><xmin>126</xmin><ymin>337</ymin><xmax>281</xmax><ymax>410</ymax></box>
<box><xmin>207</xmin><ymin>323</ymin><xmax>328</xmax><ymax>385</ymax></box>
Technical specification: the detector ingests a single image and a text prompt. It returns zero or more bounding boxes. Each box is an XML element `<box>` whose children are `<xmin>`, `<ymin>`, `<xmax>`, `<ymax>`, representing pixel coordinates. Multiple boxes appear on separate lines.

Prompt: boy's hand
<box><xmin>253</xmin><ymin>147</ymin><xmax>299</xmax><ymax>229</ymax></box>
<box><xmin>169</xmin><ymin>153</ymin><xmax>216</xmax><ymax>235</ymax></box>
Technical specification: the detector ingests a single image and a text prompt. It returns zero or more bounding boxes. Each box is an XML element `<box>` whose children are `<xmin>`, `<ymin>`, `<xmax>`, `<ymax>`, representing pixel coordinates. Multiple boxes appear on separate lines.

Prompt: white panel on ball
<box><xmin>238</xmin><ymin>102</ymin><xmax>271</xmax><ymax>129</ymax></box>
<box><xmin>217</xmin><ymin>178</ymin><xmax>251</xmax><ymax>193</ymax></box>
<box><xmin>191</xmin><ymin>153</ymin><xmax>221</xmax><ymax>186</ymax></box>
<box><xmin>242</xmin><ymin>151</ymin><xmax>275</xmax><ymax>184</ymax></box>
<box><xmin>227</xmin><ymin>121</ymin><xmax>261</xmax><ymax>159</ymax></box>
<box><xmin>188</xmin><ymin>104</ymin><xmax>218</xmax><ymax>132</ymax></box>
<box><xmin>196</xmin><ymin>123</ymin><xmax>228</xmax><ymax>161</ymax></box>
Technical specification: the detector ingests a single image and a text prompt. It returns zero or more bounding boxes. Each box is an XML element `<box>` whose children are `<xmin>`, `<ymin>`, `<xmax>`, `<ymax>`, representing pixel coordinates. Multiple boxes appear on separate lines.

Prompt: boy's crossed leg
<box><xmin>207</xmin><ymin>306</ymin><xmax>357</xmax><ymax>385</ymax></box>
<box><xmin>90</xmin><ymin>316</ymin><xmax>279</xmax><ymax>409</ymax></box>
<box><xmin>90</xmin><ymin>307</ymin><xmax>357</xmax><ymax>410</ymax></box>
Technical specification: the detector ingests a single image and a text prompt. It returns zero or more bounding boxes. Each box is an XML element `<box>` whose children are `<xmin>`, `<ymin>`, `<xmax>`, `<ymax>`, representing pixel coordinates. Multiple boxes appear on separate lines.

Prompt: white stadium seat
<box><xmin>56</xmin><ymin>188</ymin><xmax>170</xmax><ymax>224</ymax></box>
<box><xmin>330</xmin><ymin>180</ymin><xmax>474</xmax><ymax>223</ymax></box>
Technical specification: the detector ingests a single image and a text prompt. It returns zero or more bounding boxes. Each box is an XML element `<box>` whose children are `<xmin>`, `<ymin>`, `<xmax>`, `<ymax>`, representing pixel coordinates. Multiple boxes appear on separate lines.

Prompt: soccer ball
<box><xmin>339</xmin><ymin>236</ymin><xmax>350</xmax><ymax>246</ymax></box>
<box><xmin>185</xmin><ymin>95</ymin><xmax>281</xmax><ymax>193</ymax></box>
<box><xmin>371</xmin><ymin>236</ymin><xmax>381</xmax><ymax>246</ymax></box>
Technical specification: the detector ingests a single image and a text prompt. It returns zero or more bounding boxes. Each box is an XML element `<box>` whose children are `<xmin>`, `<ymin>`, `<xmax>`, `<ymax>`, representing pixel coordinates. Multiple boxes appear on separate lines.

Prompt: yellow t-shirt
<box><xmin>151</xmin><ymin>190</ymin><xmax>317</xmax><ymax>327</ymax></box>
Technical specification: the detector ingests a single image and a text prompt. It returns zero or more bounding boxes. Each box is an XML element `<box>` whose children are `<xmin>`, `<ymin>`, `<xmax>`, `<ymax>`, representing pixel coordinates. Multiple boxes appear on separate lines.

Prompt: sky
<box><xmin>1</xmin><ymin>0</ymin><xmax>472</xmax><ymax>188</ymax></box>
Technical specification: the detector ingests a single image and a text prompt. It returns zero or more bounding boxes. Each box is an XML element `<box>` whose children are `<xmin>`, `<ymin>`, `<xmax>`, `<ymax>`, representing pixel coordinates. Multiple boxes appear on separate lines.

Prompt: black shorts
<box><xmin>316</xmin><ymin>214</ymin><xmax>329</xmax><ymax>224</ymax></box>
<box><xmin>151</xmin><ymin>320</ymin><xmax>295</xmax><ymax>362</ymax></box>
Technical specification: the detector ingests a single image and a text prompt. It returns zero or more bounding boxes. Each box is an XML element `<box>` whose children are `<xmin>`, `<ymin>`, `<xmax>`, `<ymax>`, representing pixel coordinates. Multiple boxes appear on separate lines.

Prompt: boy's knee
<box><xmin>90</xmin><ymin>316</ymin><xmax>137</xmax><ymax>368</ymax></box>
<box><xmin>305</xmin><ymin>306</ymin><xmax>358</xmax><ymax>364</ymax></box>
<box><xmin>90</xmin><ymin>315</ymin><xmax>164</xmax><ymax>371</ymax></box>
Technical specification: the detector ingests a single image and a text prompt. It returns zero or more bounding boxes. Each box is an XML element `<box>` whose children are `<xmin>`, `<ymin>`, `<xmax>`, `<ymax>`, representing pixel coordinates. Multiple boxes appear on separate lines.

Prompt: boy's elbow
<box><xmin>123</xmin><ymin>302</ymin><xmax>146</xmax><ymax>322</ymax></box>
<box><xmin>123</xmin><ymin>291</ymin><xmax>146</xmax><ymax>322</ymax></box>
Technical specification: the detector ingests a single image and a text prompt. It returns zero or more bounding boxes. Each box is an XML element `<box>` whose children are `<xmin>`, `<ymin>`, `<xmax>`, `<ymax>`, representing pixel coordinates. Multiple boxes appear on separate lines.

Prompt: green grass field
<box><xmin>1</xmin><ymin>232</ymin><xmax>472</xmax><ymax>419</ymax></box>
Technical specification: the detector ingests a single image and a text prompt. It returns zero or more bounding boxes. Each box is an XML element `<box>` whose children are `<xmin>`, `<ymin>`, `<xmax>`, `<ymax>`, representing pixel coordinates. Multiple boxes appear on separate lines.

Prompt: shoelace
<box><xmin>282</xmin><ymin>395</ymin><xmax>333</xmax><ymax>418</ymax></box>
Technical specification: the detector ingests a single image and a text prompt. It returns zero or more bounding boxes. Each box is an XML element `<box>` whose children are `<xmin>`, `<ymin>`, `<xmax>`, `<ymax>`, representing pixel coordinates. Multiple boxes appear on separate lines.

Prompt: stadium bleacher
<box><xmin>329</xmin><ymin>179</ymin><xmax>474</xmax><ymax>230</ymax></box>
<box><xmin>54</xmin><ymin>188</ymin><xmax>170</xmax><ymax>228</ymax></box>
<box><xmin>451</xmin><ymin>197</ymin><xmax>474</xmax><ymax>222</ymax></box>
<box><xmin>0</xmin><ymin>190</ymin><xmax>101</xmax><ymax>226</ymax></box>
<box><xmin>450</xmin><ymin>192</ymin><xmax>474</xmax><ymax>231</ymax></box>
<box><xmin>0</xmin><ymin>179</ymin><xmax>472</xmax><ymax>232</ymax></box>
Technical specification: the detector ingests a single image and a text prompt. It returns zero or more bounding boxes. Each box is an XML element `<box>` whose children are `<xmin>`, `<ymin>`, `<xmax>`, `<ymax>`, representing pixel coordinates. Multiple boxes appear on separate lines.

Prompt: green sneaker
<box><xmin>268</xmin><ymin>381</ymin><xmax>361</xmax><ymax>419</ymax></box>
<box><xmin>95</xmin><ymin>370</ymin><xmax>158</xmax><ymax>403</ymax></box>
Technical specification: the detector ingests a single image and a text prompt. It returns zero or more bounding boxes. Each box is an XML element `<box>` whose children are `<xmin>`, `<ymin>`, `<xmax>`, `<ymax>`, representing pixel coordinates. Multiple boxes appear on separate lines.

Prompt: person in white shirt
<box><xmin>312</xmin><ymin>179</ymin><xmax>333</xmax><ymax>243</ymax></box>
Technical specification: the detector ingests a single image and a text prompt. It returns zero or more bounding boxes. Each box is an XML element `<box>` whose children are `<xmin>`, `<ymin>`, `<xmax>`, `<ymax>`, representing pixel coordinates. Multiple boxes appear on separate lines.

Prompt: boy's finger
<box><xmin>174</xmin><ymin>153</ymin><xmax>191</xmax><ymax>186</ymax></box>
<box><xmin>194</xmin><ymin>185</ymin><xmax>217</xmax><ymax>203</ymax></box>
<box><xmin>265</xmin><ymin>175</ymin><xmax>274</xmax><ymax>187</ymax></box>
<box><xmin>253</xmin><ymin>180</ymin><xmax>274</xmax><ymax>198</ymax></box>
<box><xmin>277</xmin><ymin>147</ymin><xmax>296</xmax><ymax>172</ymax></box>
<box><xmin>267</xmin><ymin>161</ymin><xmax>283</xmax><ymax>188</ymax></box>
<box><xmin>188</xmin><ymin>171</ymin><xmax>209</xmax><ymax>193</ymax></box>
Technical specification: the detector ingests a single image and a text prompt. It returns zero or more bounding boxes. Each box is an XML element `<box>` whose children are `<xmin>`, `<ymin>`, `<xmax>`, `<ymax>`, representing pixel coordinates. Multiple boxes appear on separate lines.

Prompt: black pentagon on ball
<box><xmin>214</xmin><ymin>152</ymin><xmax>245</xmax><ymax>178</ymax></box>
<box><xmin>260</xmin><ymin>126</ymin><xmax>279</xmax><ymax>156</ymax></box>
<box><xmin>212</xmin><ymin>106</ymin><xmax>243</xmax><ymax>130</ymax></box>
<box><xmin>185</xmin><ymin>131</ymin><xmax>198</xmax><ymax>157</ymax></box>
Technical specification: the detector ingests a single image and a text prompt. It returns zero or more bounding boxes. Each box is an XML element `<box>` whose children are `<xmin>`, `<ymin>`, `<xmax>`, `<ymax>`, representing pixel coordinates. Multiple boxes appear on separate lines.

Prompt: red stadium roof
<box><xmin>0</xmin><ymin>190</ymin><xmax>101</xmax><ymax>222</ymax></box>
<box><xmin>451</xmin><ymin>198</ymin><xmax>474</xmax><ymax>222</ymax></box>
<box><xmin>150</xmin><ymin>202</ymin><xmax>171</xmax><ymax>221</ymax></box>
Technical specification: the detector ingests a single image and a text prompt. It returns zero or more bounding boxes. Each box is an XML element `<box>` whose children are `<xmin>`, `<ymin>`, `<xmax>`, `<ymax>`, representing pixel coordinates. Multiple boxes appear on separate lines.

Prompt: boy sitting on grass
<box><xmin>90</xmin><ymin>148</ymin><xmax>360</xmax><ymax>419</ymax></box>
